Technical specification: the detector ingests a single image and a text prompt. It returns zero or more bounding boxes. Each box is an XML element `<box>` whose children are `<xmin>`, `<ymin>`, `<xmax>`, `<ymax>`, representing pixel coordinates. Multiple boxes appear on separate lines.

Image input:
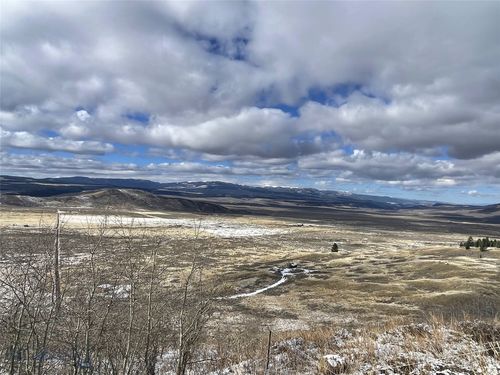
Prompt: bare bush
<box><xmin>0</xmin><ymin>214</ymin><xmax>216</xmax><ymax>375</ymax></box>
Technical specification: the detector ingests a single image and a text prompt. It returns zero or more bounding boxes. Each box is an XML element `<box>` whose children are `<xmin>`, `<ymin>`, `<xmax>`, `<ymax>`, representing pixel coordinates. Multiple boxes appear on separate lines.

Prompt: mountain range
<box><xmin>1</xmin><ymin>175</ymin><xmax>499</xmax><ymax>229</ymax></box>
<box><xmin>1</xmin><ymin>175</ymin><xmax>434</xmax><ymax>210</ymax></box>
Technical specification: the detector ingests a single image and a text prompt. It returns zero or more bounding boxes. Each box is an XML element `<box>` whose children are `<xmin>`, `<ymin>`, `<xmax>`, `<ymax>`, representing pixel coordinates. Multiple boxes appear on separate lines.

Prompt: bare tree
<box><xmin>176</xmin><ymin>254</ymin><xmax>213</xmax><ymax>375</ymax></box>
<box><xmin>144</xmin><ymin>246</ymin><xmax>159</xmax><ymax>375</ymax></box>
<box><xmin>0</xmin><ymin>214</ymin><xmax>218</xmax><ymax>375</ymax></box>
<box><xmin>176</xmin><ymin>222</ymin><xmax>216</xmax><ymax>375</ymax></box>
<box><xmin>53</xmin><ymin>210</ymin><xmax>62</xmax><ymax>313</ymax></box>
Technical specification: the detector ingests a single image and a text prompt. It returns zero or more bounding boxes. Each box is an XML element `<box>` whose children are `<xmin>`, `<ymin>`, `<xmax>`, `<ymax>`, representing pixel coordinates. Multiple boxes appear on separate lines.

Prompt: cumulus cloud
<box><xmin>0</xmin><ymin>129</ymin><xmax>114</xmax><ymax>154</ymax></box>
<box><xmin>0</xmin><ymin>1</ymin><xmax>499</xmax><ymax>201</ymax></box>
<box><xmin>299</xmin><ymin>91</ymin><xmax>500</xmax><ymax>159</ymax></box>
<box><xmin>299</xmin><ymin>149</ymin><xmax>457</xmax><ymax>182</ymax></box>
<box><xmin>0</xmin><ymin>152</ymin><xmax>293</xmax><ymax>182</ymax></box>
<box><xmin>122</xmin><ymin>107</ymin><xmax>332</xmax><ymax>158</ymax></box>
<box><xmin>298</xmin><ymin>149</ymin><xmax>500</xmax><ymax>187</ymax></box>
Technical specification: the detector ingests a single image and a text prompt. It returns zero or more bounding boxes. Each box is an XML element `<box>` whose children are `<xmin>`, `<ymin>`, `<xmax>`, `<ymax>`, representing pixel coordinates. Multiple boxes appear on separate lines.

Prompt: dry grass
<box><xmin>195</xmin><ymin>314</ymin><xmax>499</xmax><ymax>374</ymax></box>
<box><xmin>2</xmin><ymin>207</ymin><xmax>499</xmax><ymax>328</ymax></box>
<box><xmin>1</xmin><ymin>207</ymin><xmax>499</xmax><ymax>373</ymax></box>
<box><xmin>262</xmin><ymin>315</ymin><xmax>499</xmax><ymax>374</ymax></box>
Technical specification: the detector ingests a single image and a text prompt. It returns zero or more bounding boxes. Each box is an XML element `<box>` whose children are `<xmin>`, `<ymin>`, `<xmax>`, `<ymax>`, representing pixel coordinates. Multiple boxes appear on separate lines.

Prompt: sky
<box><xmin>1</xmin><ymin>1</ymin><xmax>500</xmax><ymax>204</ymax></box>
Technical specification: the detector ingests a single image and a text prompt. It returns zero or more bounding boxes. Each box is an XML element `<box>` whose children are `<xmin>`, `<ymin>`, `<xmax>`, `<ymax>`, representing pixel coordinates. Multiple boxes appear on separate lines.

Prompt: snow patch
<box><xmin>61</xmin><ymin>214</ymin><xmax>285</xmax><ymax>238</ymax></box>
<box><xmin>98</xmin><ymin>284</ymin><xmax>131</xmax><ymax>298</ymax></box>
<box><xmin>223</xmin><ymin>267</ymin><xmax>313</xmax><ymax>299</ymax></box>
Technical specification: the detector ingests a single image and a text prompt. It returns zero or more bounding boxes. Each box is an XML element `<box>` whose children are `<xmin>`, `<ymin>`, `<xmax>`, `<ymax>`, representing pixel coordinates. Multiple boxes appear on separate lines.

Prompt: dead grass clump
<box><xmin>293</xmin><ymin>317</ymin><xmax>500</xmax><ymax>375</ymax></box>
<box><xmin>458</xmin><ymin>319</ymin><xmax>500</xmax><ymax>358</ymax></box>
<box><xmin>318</xmin><ymin>354</ymin><xmax>352</xmax><ymax>374</ymax></box>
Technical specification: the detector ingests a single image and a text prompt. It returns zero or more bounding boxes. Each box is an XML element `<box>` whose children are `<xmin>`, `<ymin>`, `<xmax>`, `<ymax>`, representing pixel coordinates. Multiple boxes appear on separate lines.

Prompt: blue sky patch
<box><xmin>40</xmin><ymin>129</ymin><xmax>59</xmax><ymax>137</ymax></box>
<box><xmin>124</xmin><ymin>112</ymin><xmax>150</xmax><ymax>124</ymax></box>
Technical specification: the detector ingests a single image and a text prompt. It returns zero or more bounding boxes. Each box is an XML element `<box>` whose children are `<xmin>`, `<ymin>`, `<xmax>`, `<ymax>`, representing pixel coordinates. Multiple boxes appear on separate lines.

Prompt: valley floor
<box><xmin>1</xmin><ymin>207</ymin><xmax>499</xmax><ymax>373</ymax></box>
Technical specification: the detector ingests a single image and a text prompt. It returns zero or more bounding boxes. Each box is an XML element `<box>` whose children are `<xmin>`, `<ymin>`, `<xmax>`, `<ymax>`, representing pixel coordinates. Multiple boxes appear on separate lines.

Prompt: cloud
<box><xmin>298</xmin><ymin>149</ymin><xmax>500</xmax><ymax>189</ymax></box>
<box><xmin>125</xmin><ymin>107</ymin><xmax>333</xmax><ymax>158</ymax></box>
<box><xmin>75</xmin><ymin>110</ymin><xmax>91</xmax><ymax>122</ymax></box>
<box><xmin>0</xmin><ymin>152</ymin><xmax>293</xmax><ymax>181</ymax></box>
<box><xmin>299</xmin><ymin>92</ymin><xmax>500</xmax><ymax>159</ymax></box>
<box><xmin>1</xmin><ymin>1</ymin><xmax>499</xmax><ymax>201</ymax></box>
<box><xmin>299</xmin><ymin>150</ymin><xmax>458</xmax><ymax>181</ymax></box>
<box><xmin>139</xmin><ymin>107</ymin><xmax>300</xmax><ymax>157</ymax></box>
<box><xmin>0</xmin><ymin>129</ymin><xmax>114</xmax><ymax>154</ymax></box>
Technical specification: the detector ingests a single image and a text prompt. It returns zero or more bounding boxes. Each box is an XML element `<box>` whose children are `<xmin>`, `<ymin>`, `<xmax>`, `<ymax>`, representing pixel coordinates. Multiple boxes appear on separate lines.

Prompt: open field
<box><xmin>1</xmin><ymin>206</ymin><xmax>499</xmax><ymax>373</ymax></box>
<box><xmin>2</xmin><ymin>207</ymin><xmax>498</xmax><ymax>326</ymax></box>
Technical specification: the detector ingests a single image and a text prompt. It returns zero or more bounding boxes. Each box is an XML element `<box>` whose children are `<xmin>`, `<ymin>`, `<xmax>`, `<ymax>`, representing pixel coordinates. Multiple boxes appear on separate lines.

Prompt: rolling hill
<box><xmin>1</xmin><ymin>175</ymin><xmax>431</xmax><ymax>210</ymax></box>
<box><xmin>0</xmin><ymin>187</ymin><xmax>230</xmax><ymax>214</ymax></box>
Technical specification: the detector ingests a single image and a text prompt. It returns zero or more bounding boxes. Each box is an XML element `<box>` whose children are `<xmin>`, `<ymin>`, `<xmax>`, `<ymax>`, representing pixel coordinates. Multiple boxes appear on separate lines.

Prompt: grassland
<box><xmin>2</xmin><ymin>207</ymin><xmax>498</xmax><ymax>327</ymax></box>
<box><xmin>1</xmin><ymin>206</ymin><xmax>498</xmax><ymax>373</ymax></box>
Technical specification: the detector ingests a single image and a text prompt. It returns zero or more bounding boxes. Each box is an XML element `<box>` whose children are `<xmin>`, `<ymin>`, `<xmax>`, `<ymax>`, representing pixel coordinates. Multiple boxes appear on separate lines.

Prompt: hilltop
<box><xmin>0</xmin><ymin>187</ymin><xmax>230</xmax><ymax>214</ymax></box>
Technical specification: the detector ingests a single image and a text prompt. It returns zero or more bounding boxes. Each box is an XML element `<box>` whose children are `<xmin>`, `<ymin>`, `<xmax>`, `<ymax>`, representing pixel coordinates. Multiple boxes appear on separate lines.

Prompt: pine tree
<box><xmin>480</xmin><ymin>239</ymin><xmax>487</xmax><ymax>251</ymax></box>
<box><xmin>465</xmin><ymin>236</ymin><xmax>474</xmax><ymax>250</ymax></box>
<box><xmin>331</xmin><ymin>242</ymin><xmax>339</xmax><ymax>252</ymax></box>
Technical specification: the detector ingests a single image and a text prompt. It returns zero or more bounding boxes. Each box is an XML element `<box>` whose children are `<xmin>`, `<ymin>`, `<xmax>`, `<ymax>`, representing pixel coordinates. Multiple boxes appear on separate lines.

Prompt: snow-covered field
<box><xmin>60</xmin><ymin>214</ymin><xmax>286</xmax><ymax>238</ymax></box>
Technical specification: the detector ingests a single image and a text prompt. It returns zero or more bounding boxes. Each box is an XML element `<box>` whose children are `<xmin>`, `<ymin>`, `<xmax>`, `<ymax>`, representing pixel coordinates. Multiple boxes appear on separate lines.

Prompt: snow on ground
<box><xmin>60</xmin><ymin>214</ymin><xmax>286</xmax><ymax>238</ymax></box>
<box><xmin>223</xmin><ymin>267</ymin><xmax>313</xmax><ymax>299</ymax></box>
<box><xmin>208</xmin><ymin>323</ymin><xmax>499</xmax><ymax>374</ymax></box>
<box><xmin>0</xmin><ymin>268</ymin><xmax>15</xmax><ymax>303</ymax></box>
<box><xmin>337</xmin><ymin>323</ymin><xmax>499</xmax><ymax>375</ymax></box>
<box><xmin>203</xmin><ymin>224</ymin><xmax>283</xmax><ymax>237</ymax></box>
<box><xmin>62</xmin><ymin>252</ymin><xmax>92</xmax><ymax>266</ymax></box>
<box><xmin>225</xmin><ymin>275</ymin><xmax>288</xmax><ymax>299</ymax></box>
<box><xmin>97</xmin><ymin>284</ymin><xmax>131</xmax><ymax>298</ymax></box>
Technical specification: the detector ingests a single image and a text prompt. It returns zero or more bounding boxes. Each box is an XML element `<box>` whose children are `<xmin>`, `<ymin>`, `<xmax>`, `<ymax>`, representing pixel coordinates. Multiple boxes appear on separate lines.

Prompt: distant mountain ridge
<box><xmin>1</xmin><ymin>175</ymin><xmax>425</xmax><ymax>209</ymax></box>
<box><xmin>0</xmin><ymin>175</ymin><xmax>162</xmax><ymax>196</ymax></box>
<box><xmin>0</xmin><ymin>175</ymin><xmax>494</xmax><ymax>211</ymax></box>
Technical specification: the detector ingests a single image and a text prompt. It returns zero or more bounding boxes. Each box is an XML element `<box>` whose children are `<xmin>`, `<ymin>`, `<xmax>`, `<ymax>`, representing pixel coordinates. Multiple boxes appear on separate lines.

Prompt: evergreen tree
<box><xmin>480</xmin><ymin>239</ymin><xmax>487</xmax><ymax>251</ymax></box>
<box><xmin>465</xmin><ymin>236</ymin><xmax>474</xmax><ymax>250</ymax></box>
<box><xmin>460</xmin><ymin>236</ymin><xmax>499</xmax><ymax>250</ymax></box>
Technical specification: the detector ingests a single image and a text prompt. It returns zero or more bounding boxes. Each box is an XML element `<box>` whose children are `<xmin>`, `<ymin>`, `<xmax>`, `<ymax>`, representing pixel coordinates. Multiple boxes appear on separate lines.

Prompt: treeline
<box><xmin>459</xmin><ymin>236</ymin><xmax>500</xmax><ymax>250</ymax></box>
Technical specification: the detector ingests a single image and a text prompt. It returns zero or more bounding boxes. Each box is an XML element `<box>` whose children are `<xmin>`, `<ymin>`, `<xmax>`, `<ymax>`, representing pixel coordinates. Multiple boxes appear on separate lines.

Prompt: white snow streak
<box><xmin>224</xmin><ymin>268</ymin><xmax>312</xmax><ymax>299</ymax></box>
<box><xmin>60</xmin><ymin>214</ymin><xmax>284</xmax><ymax>238</ymax></box>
